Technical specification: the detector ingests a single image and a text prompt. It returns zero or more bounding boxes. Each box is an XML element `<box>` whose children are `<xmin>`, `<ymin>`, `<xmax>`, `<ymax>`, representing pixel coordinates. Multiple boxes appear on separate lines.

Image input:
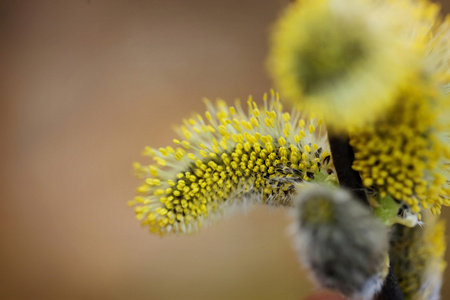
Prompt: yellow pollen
<box><xmin>132</xmin><ymin>95</ymin><xmax>333</xmax><ymax>234</ymax></box>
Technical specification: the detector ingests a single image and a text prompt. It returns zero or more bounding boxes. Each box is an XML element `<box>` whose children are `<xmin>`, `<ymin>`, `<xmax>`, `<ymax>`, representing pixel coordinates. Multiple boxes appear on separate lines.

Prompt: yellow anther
<box><xmin>218</xmin><ymin>125</ymin><xmax>228</xmax><ymax>135</ymax></box>
<box><xmin>159</xmin><ymin>148</ymin><xmax>169</xmax><ymax>156</ymax></box>
<box><xmin>156</xmin><ymin>207</ymin><xmax>168</xmax><ymax>215</ymax></box>
<box><xmin>220</xmin><ymin>140</ymin><xmax>228</xmax><ymax>150</ymax></box>
<box><xmin>250</xmin><ymin>117</ymin><xmax>259</xmax><ymax>127</ymax></box>
<box><xmin>174</xmin><ymin>148</ymin><xmax>186</xmax><ymax>161</ymax></box>
<box><xmin>136</xmin><ymin>185</ymin><xmax>149</xmax><ymax>194</ymax></box>
<box><xmin>155</xmin><ymin>157</ymin><xmax>166</xmax><ymax>166</ymax></box>
<box><xmin>205</xmin><ymin>125</ymin><xmax>216</xmax><ymax>133</ymax></box>
<box><xmin>182</xmin><ymin>130</ymin><xmax>191</xmax><ymax>140</ymax></box>
<box><xmin>363</xmin><ymin>178</ymin><xmax>374</xmax><ymax>187</ymax></box>
<box><xmin>269</xmin><ymin>111</ymin><xmax>277</xmax><ymax>119</ymax></box>
<box><xmin>154</xmin><ymin>189</ymin><xmax>165</xmax><ymax>196</ymax></box>
<box><xmin>217</xmin><ymin>110</ymin><xmax>227</xmax><ymax>121</ymax></box>
<box><xmin>241</xmin><ymin>121</ymin><xmax>253</xmax><ymax>130</ymax></box>
<box><xmin>149</xmin><ymin>166</ymin><xmax>158</xmax><ymax>176</ymax></box>
<box><xmin>264</xmin><ymin>118</ymin><xmax>274</xmax><ymax>127</ymax></box>
<box><xmin>299</xmin><ymin>130</ymin><xmax>306</xmax><ymax>139</ymax></box>
<box><xmin>166</xmin><ymin>146</ymin><xmax>175</xmax><ymax>154</ymax></box>
<box><xmin>283</xmin><ymin>123</ymin><xmax>291</xmax><ymax>138</ymax></box>
<box><xmin>145</xmin><ymin>178</ymin><xmax>161</xmax><ymax>186</ymax></box>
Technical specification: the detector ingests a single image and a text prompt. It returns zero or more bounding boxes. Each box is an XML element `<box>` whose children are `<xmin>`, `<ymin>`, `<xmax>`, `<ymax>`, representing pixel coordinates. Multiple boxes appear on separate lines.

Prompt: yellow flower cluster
<box><xmin>348</xmin><ymin>1</ymin><xmax>450</xmax><ymax>215</ymax></box>
<box><xmin>268</xmin><ymin>0</ymin><xmax>425</xmax><ymax>131</ymax></box>
<box><xmin>350</xmin><ymin>82</ymin><xmax>449</xmax><ymax>214</ymax></box>
<box><xmin>129</xmin><ymin>92</ymin><xmax>335</xmax><ymax>235</ymax></box>
<box><xmin>269</xmin><ymin>0</ymin><xmax>449</xmax><ymax>216</ymax></box>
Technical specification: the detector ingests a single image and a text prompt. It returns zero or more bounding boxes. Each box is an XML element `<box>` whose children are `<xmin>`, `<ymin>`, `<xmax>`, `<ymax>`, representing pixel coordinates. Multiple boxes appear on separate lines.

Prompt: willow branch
<box><xmin>327</xmin><ymin>132</ymin><xmax>404</xmax><ymax>300</ymax></box>
<box><xmin>327</xmin><ymin>134</ymin><xmax>368</xmax><ymax>206</ymax></box>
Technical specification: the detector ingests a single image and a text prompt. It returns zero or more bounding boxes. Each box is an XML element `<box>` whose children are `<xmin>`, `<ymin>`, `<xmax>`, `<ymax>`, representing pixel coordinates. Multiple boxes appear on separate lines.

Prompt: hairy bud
<box><xmin>290</xmin><ymin>185</ymin><xmax>389</xmax><ymax>300</ymax></box>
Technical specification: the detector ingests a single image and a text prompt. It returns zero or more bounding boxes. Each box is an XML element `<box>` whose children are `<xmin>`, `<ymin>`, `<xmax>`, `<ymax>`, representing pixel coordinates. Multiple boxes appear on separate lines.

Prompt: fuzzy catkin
<box><xmin>290</xmin><ymin>185</ymin><xmax>389</xmax><ymax>300</ymax></box>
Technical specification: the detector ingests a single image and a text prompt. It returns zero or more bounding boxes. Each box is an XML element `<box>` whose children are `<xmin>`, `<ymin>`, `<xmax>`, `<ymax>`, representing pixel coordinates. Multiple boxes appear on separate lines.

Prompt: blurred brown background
<box><xmin>1</xmin><ymin>1</ymin><xmax>449</xmax><ymax>299</ymax></box>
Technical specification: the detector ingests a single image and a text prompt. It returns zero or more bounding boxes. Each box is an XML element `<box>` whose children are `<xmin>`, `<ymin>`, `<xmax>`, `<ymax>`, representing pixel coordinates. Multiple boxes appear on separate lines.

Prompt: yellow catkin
<box><xmin>350</xmin><ymin>81</ymin><xmax>449</xmax><ymax>214</ymax></box>
<box><xmin>268</xmin><ymin>0</ymin><xmax>432</xmax><ymax>131</ymax></box>
<box><xmin>131</xmin><ymin>94</ymin><xmax>335</xmax><ymax>235</ymax></box>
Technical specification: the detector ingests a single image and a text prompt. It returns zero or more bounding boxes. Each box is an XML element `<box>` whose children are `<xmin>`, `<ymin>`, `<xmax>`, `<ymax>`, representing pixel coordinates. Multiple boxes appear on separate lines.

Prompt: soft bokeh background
<box><xmin>1</xmin><ymin>1</ymin><xmax>449</xmax><ymax>299</ymax></box>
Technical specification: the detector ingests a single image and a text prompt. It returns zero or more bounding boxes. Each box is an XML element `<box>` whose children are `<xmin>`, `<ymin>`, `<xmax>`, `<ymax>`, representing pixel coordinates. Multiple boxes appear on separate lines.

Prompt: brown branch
<box><xmin>327</xmin><ymin>132</ymin><xmax>404</xmax><ymax>300</ymax></box>
<box><xmin>327</xmin><ymin>134</ymin><xmax>368</xmax><ymax>206</ymax></box>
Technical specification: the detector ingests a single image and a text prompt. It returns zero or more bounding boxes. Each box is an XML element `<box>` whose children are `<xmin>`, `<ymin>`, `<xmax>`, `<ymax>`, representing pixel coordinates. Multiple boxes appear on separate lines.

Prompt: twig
<box><xmin>327</xmin><ymin>132</ymin><xmax>404</xmax><ymax>300</ymax></box>
<box><xmin>327</xmin><ymin>134</ymin><xmax>368</xmax><ymax>206</ymax></box>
